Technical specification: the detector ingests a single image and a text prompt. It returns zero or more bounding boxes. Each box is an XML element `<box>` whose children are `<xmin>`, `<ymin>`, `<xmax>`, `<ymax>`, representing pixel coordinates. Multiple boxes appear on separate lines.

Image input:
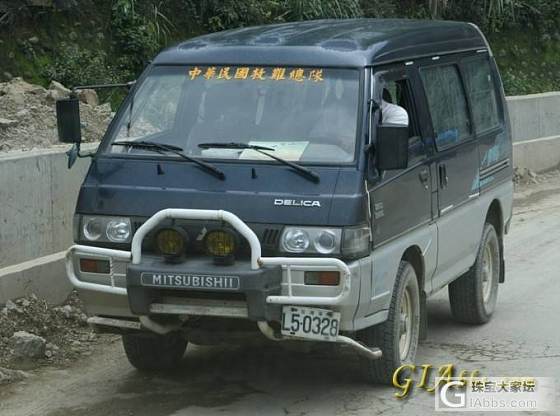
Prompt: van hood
<box><xmin>76</xmin><ymin>158</ymin><xmax>368</xmax><ymax>226</ymax></box>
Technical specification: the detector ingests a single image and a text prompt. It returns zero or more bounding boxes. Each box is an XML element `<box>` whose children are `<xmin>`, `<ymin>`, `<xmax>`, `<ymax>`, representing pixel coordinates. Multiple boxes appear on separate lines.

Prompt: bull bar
<box><xmin>66</xmin><ymin>208</ymin><xmax>381</xmax><ymax>360</ymax></box>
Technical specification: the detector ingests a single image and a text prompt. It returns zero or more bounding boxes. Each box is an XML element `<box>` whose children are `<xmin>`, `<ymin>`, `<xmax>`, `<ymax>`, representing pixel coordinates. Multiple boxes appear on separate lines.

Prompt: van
<box><xmin>56</xmin><ymin>18</ymin><xmax>513</xmax><ymax>383</ymax></box>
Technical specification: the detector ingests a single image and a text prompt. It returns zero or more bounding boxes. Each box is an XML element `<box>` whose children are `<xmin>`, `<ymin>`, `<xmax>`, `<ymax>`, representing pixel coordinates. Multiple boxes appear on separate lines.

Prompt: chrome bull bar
<box><xmin>66</xmin><ymin>209</ymin><xmax>381</xmax><ymax>360</ymax></box>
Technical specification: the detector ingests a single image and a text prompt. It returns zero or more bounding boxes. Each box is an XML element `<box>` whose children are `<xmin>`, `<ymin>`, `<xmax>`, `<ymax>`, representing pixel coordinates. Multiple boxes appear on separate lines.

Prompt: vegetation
<box><xmin>1</xmin><ymin>0</ymin><xmax>559</xmax><ymax>99</ymax></box>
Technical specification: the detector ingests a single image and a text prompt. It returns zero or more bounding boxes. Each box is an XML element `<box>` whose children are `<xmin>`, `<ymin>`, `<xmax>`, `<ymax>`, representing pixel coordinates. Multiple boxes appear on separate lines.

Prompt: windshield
<box><xmin>107</xmin><ymin>65</ymin><xmax>360</xmax><ymax>163</ymax></box>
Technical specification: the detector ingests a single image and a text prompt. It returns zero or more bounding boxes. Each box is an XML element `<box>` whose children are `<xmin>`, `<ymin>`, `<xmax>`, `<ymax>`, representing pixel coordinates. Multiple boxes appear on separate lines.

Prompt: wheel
<box><xmin>448</xmin><ymin>223</ymin><xmax>500</xmax><ymax>324</ymax></box>
<box><xmin>358</xmin><ymin>261</ymin><xmax>420</xmax><ymax>384</ymax></box>
<box><xmin>122</xmin><ymin>332</ymin><xmax>187</xmax><ymax>371</ymax></box>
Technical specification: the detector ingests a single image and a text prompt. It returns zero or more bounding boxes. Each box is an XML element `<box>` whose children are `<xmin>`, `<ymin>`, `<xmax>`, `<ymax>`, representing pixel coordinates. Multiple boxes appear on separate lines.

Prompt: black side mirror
<box><xmin>56</xmin><ymin>97</ymin><xmax>82</xmax><ymax>144</ymax></box>
<box><xmin>376</xmin><ymin>124</ymin><xmax>409</xmax><ymax>171</ymax></box>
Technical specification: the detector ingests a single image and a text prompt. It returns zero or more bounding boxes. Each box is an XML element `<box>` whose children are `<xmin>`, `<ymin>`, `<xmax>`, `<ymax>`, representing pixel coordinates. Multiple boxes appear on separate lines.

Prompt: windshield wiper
<box><xmin>198</xmin><ymin>142</ymin><xmax>319</xmax><ymax>183</ymax></box>
<box><xmin>112</xmin><ymin>140</ymin><xmax>225</xmax><ymax>180</ymax></box>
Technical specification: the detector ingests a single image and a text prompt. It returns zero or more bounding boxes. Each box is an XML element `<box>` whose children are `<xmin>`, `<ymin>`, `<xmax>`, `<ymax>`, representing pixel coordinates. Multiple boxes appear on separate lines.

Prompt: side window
<box><xmin>462</xmin><ymin>57</ymin><xmax>500</xmax><ymax>134</ymax></box>
<box><xmin>420</xmin><ymin>65</ymin><xmax>471</xmax><ymax>150</ymax></box>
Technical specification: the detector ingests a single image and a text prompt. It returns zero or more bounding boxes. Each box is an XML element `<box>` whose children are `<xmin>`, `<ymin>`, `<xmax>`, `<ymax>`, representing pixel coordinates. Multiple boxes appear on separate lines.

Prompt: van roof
<box><xmin>154</xmin><ymin>18</ymin><xmax>487</xmax><ymax>68</ymax></box>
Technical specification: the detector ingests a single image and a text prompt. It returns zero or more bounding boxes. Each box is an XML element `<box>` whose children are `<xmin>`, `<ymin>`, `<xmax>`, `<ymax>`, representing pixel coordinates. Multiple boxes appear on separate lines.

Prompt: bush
<box><xmin>43</xmin><ymin>42</ymin><xmax>118</xmax><ymax>89</ymax></box>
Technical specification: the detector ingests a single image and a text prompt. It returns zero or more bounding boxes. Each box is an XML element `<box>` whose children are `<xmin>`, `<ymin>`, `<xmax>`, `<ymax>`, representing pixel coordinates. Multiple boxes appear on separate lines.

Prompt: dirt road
<box><xmin>1</xmin><ymin>178</ymin><xmax>560</xmax><ymax>416</ymax></box>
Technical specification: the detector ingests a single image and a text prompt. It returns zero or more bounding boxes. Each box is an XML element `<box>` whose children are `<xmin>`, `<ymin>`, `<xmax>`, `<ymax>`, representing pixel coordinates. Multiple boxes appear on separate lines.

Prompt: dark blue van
<box><xmin>57</xmin><ymin>19</ymin><xmax>513</xmax><ymax>383</ymax></box>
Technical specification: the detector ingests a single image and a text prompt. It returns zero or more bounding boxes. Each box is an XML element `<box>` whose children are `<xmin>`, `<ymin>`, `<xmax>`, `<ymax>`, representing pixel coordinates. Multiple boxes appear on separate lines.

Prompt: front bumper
<box><xmin>66</xmin><ymin>209</ymin><xmax>381</xmax><ymax>359</ymax></box>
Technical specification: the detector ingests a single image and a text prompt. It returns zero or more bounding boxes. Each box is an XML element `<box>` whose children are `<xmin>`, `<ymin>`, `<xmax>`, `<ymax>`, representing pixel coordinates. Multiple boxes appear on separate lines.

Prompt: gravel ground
<box><xmin>0</xmin><ymin>78</ymin><xmax>112</xmax><ymax>152</ymax></box>
<box><xmin>0</xmin><ymin>291</ymin><xmax>113</xmax><ymax>379</ymax></box>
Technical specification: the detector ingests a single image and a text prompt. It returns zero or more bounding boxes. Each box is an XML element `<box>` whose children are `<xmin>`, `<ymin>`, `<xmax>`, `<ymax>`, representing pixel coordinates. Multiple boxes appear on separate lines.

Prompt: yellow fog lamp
<box><xmin>205</xmin><ymin>229</ymin><xmax>237</xmax><ymax>265</ymax></box>
<box><xmin>155</xmin><ymin>228</ymin><xmax>188</xmax><ymax>261</ymax></box>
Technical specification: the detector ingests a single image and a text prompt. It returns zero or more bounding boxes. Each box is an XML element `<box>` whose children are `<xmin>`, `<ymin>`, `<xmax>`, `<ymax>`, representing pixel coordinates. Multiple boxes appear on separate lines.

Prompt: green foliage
<box><xmin>111</xmin><ymin>0</ymin><xmax>175</xmax><ymax>76</ymax></box>
<box><xmin>4</xmin><ymin>0</ymin><xmax>560</xmax><ymax>97</ymax></box>
<box><xmin>42</xmin><ymin>42</ymin><xmax>118</xmax><ymax>88</ymax></box>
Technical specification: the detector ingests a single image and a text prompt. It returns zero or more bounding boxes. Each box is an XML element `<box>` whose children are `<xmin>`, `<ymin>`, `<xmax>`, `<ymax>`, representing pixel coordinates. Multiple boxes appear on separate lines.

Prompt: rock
<box><xmin>78</xmin><ymin>88</ymin><xmax>98</xmax><ymax>106</ymax></box>
<box><xmin>0</xmin><ymin>367</ymin><xmax>29</xmax><ymax>385</ymax></box>
<box><xmin>0</xmin><ymin>118</ymin><xmax>18</xmax><ymax>129</ymax></box>
<box><xmin>28</xmin><ymin>36</ymin><xmax>40</xmax><ymax>44</ymax></box>
<box><xmin>15</xmin><ymin>109</ymin><xmax>30</xmax><ymax>118</ymax></box>
<box><xmin>527</xmin><ymin>169</ymin><xmax>538</xmax><ymax>179</ymax></box>
<box><xmin>49</xmin><ymin>80</ymin><xmax>70</xmax><ymax>96</ymax></box>
<box><xmin>9</xmin><ymin>331</ymin><xmax>47</xmax><ymax>359</ymax></box>
<box><xmin>3</xmin><ymin>71</ymin><xmax>13</xmax><ymax>80</ymax></box>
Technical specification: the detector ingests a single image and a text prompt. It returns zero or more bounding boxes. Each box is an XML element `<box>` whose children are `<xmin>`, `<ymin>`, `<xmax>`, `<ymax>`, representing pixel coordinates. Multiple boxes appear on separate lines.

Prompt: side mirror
<box><xmin>56</xmin><ymin>97</ymin><xmax>82</xmax><ymax>144</ymax></box>
<box><xmin>376</xmin><ymin>124</ymin><xmax>409</xmax><ymax>171</ymax></box>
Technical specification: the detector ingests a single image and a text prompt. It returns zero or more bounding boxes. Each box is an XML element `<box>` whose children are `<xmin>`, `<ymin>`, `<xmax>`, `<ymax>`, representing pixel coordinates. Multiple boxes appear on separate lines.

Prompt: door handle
<box><xmin>418</xmin><ymin>168</ymin><xmax>429</xmax><ymax>190</ymax></box>
<box><xmin>439</xmin><ymin>164</ymin><xmax>448</xmax><ymax>188</ymax></box>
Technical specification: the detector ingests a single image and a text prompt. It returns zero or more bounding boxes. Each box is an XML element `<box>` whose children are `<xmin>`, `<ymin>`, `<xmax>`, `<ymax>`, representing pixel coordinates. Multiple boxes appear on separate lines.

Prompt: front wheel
<box><xmin>358</xmin><ymin>261</ymin><xmax>420</xmax><ymax>384</ymax></box>
<box><xmin>122</xmin><ymin>332</ymin><xmax>187</xmax><ymax>371</ymax></box>
<box><xmin>448</xmin><ymin>223</ymin><xmax>501</xmax><ymax>324</ymax></box>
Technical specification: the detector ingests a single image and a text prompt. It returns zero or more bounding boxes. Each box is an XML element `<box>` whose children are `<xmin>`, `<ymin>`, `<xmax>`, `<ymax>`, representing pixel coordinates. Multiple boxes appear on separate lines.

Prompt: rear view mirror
<box><xmin>56</xmin><ymin>97</ymin><xmax>82</xmax><ymax>144</ymax></box>
<box><xmin>376</xmin><ymin>124</ymin><xmax>409</xmax><ymax>170</ymax></box>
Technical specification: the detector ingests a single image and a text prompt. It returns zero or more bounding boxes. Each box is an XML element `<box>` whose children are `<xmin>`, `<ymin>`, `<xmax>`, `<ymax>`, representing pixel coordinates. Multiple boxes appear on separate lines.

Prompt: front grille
<box><xmin>157</xmin><ymin>289</ymin><xmax>246</xmax><ymax>302</ymax></box>
<box><xmin>262</xmin><ymin>228</ymin><xmax>281</xmax><ymax>246</ymax></box>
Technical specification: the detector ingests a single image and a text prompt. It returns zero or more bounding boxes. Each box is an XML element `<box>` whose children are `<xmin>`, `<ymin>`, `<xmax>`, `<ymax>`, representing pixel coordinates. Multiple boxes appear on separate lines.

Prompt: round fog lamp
<box><xmin>283</xmin><ymin>229</ymin><xmax>310</xmax><ymax>253</ymax></box>
<box><xmin>205</xmin><ymin>230</ymin><xmax>236</xmax><ymax>257</ymax></box>
<box><xmin>155</xmin><ymin>228</ymin><xmax>187</xmax><ymax>257</ymax></box>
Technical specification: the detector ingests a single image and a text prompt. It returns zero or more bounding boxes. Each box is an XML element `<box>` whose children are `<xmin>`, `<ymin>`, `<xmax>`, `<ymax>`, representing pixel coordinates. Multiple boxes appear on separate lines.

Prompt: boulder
<box><xmin>0</xmin><ymin>367</ymin><xmax>29</xmax><ymax>385</ymax></box>
<box><xmin>9</xmin><ymin>331</ymin><xmax>47</xmax><ymax>359</ymax></box>
<box><xmin>78</xmin><ymin>88</ymin><xmax>98</xmax><ymax>106</ymax></box>
<box><xmin>49</xmin><ymin>80</ymin><xmax>70</xmax><ymax>96</ymax></box>
<box><xmin>0</xmin><ymin>118</ymin><xmax>18</xmax><ymax>129</ymax></box>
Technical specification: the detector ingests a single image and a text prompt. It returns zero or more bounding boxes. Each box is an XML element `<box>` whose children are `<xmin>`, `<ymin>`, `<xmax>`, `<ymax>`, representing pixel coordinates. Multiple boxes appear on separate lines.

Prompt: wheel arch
<box><xmin>401</xmin><ymin>245</ymin><xmax>428</xmax><ymax>340</ymax></box>
<box><xmin>485</xmin><ymin>199</ymin><xmax>505</xmax><ymax>283</ymax></box>
<box><xmin>486</xmin><ymin>199</ymin><xmax>504</xmax><ymax>238</ymax></box>
<box><xmin>402</xmin><ymin>245</ymin><xmax>425</xmax><ymax>291</ymax></box>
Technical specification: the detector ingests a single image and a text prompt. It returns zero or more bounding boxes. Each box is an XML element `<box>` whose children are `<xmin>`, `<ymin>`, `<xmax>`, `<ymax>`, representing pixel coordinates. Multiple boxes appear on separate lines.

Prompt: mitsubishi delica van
<box><xmin>56</xmin><ymin>19</ymin><xmax>513</xmax><ymax>383</ymax></box>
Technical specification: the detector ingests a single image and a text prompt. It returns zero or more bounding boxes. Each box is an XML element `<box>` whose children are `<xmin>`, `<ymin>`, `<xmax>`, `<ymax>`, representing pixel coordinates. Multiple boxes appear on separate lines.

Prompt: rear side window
<box><xmin>462</xmin><ymin>57</ymin><xmax>500</xmax><ymax>134</ymax></box>
<box><xmin>420</xmin><ymin>65</ymin><xmax>471</xmax><ymax>149</ymax></box>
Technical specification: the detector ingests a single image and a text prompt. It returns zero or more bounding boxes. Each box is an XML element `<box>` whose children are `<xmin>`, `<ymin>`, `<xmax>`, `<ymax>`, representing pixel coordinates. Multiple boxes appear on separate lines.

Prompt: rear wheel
<box><xmin>122</xmin><ymin>332</ymin><xmax>187</xmax><ymax>371</ymax></box>
<box><xmin>448</xmin><ymin>223</ymin><xmax>500</xmax><ymax>324</ymax></box>
<box><xmin>358</xmin><ymin>261</ymin><xmax>420</xmax><ymax>384</ymax></box>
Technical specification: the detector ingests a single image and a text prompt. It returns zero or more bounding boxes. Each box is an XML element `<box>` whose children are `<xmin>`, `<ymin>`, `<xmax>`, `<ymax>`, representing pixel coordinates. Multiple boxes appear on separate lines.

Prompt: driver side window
<box><xmin>378</xmin><ymin>75</ymin><xmax>424</xmax><ymax>167</ymax></box>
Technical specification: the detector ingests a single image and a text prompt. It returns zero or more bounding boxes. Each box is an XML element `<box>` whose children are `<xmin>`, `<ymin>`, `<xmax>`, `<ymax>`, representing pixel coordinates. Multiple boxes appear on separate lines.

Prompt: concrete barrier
<box><xmin>506</xmin><ymin>93</ymin><xmax>560</xmax><ymax>172</ymax></box>
<box><xmin>0</xmin><ymin>92</ymin><xmax>559</xmax><ymax>305</ymax></box>
<box><xmin>0</xmin><ymin>144</ymin><xmax>96</xmax><ymax>304</ymax></box>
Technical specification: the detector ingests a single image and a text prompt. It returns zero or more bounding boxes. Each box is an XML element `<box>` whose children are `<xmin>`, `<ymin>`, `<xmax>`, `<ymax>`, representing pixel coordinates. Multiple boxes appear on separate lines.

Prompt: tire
<box><xmin>122</xmin><ymin>332</ymin><xmax>187</xmax><ymax>371</ymax></box>
<box><xmin>448</xmin><ymin>223</ymin><xmax>500</xmax><ymax>324</ymax></box>
<box><xmin>358</xmin><ymin>261</ymin><xmax>420</xmax><ymax>384</ymax></box>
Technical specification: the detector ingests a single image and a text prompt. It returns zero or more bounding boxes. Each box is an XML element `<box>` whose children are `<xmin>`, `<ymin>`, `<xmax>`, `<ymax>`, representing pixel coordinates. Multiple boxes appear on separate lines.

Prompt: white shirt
<box><xmin>381</xmin><ymin>100</ymin><xmax>409</xmax><ymax>126</ymax></box>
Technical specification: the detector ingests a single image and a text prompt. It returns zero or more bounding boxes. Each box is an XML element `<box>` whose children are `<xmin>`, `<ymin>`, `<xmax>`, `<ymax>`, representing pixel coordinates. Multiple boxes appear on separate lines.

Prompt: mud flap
<box><xmin>419</xmin><ymin>290</ymin><xmax>428</xmax><ymax>341</ymax></box>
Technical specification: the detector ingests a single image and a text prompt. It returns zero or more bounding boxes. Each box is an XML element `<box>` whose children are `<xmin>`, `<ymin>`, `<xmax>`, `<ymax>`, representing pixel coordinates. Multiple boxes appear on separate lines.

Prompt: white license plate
<box><xmin>281</xmin><ymin>306</ymin><xmax>340</xmax><ymax>341</ymax></box>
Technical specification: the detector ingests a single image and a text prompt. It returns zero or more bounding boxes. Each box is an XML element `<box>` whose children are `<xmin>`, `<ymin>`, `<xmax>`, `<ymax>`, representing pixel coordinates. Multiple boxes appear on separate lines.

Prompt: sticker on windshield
<box><xmin>239</xmin><ymin>141</ymin><xmax>309</xmax><ymax>161</ymax></box>
<box><xmin>187</xmin><ymin>66</ymin><xmax>324</xmax><ymax>83</ymax></box>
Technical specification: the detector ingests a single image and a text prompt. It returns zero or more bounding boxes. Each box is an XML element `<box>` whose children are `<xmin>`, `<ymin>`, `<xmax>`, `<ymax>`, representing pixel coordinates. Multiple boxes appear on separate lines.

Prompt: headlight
<box><xmin>280</xmin><ymin>227</ymin><xmax>341</xmax><ymax>254</ymax></box>
<box><xmin>81</xmin><ymin>216</ymin><xmax>132</xmax><ymax>243</ymax></box>
<box><xmin>107</xmin><ymin>219</ymin><xmax>131</xmax><ymax>242</ymax></box>
<box><xmin>282</xmin><ymin>229</ymin><xmax>310</xmax><ymax>253</ymax></box>
<box><xmin>83</xmin><ymin>217</ymin><xmax>104</xmax><ymax>241</ymax></box>
<box><xmin>280</xmin><ymin>225</ymin><xmax>370</xmax><ymax>258</ymax></box>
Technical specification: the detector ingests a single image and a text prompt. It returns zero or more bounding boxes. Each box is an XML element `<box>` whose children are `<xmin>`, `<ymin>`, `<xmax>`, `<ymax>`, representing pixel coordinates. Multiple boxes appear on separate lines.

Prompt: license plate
<box><xmin>281</xmin><ymin>306</ymin><xmax>340</xmax><ymax>341</ymax></box>
<box><xmin>140</xmin><ymin>272</ymin><xmax>239</xmax><ymax>290</ymax></box>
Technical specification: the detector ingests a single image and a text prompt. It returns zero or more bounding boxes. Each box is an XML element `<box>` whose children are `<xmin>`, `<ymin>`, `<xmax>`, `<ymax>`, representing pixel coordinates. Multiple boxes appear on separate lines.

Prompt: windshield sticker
<box><xmin>239</xmin><ymin>141</ymin><xmax>309</xmax><ymax>161</ymax></box>
<box><xmin>188</xmin><ymin>67</ymin><xmax>324</xmax><ymax>83</ymax></box>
